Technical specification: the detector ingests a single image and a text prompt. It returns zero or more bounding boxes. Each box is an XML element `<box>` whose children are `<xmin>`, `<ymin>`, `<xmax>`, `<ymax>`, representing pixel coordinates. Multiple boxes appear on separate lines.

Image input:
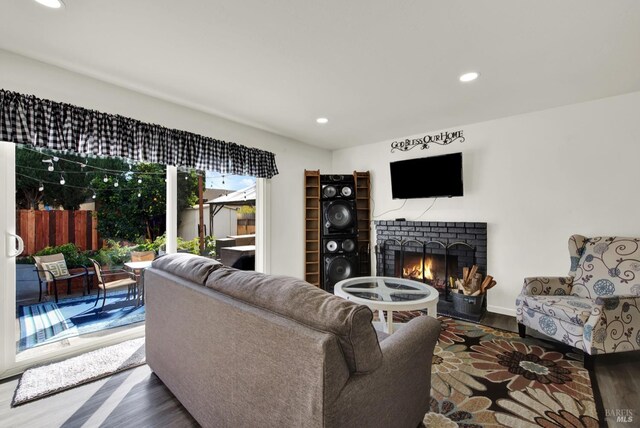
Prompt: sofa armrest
<box><xmin>328</xmin><ymin>316</ymin><xmax>440</xmax><ymax>428</ymax></box>
<box><xmin>521</xmin><ymin>276</ymin><xmax>573</xmax><ymax>296</ymax></box>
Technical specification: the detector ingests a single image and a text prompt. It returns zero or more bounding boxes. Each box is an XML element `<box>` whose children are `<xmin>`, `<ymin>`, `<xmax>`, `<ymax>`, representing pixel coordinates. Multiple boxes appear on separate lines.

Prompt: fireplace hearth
<box><xmin>375</xmin><ymin>221</ymin><xmax>487</xmax><ymax>320</ymax></box>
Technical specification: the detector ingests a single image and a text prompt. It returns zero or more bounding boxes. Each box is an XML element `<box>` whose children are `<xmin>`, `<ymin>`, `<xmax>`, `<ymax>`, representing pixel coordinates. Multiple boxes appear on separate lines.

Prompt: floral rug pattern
<box><xmin>423</xmin><ymin>316</ymin><xmax>603</xmax><ymax>427</ymax></box>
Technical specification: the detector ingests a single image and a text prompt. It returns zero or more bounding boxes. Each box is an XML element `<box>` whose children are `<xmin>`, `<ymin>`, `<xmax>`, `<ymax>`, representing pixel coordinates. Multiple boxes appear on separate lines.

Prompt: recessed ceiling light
<box><xmin>459</xmin><ymin>72</ymin><xmax>479</xmax><ymax>82</ymax></box>
<box><xmin>316</xmin><ymin>117</ymin><xmax>329</xmax><ymax>124</ymax></box>
<box><xmin>34</xmin><ymin>0</ymin><xmax>64</xmax><ymax>9</ymax></box>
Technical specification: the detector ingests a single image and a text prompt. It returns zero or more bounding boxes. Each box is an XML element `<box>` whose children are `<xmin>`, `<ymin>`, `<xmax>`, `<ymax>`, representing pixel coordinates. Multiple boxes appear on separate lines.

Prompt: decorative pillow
<box><xmin>41</xmin><ymin>261</ymin><xmax>70</xmax><ymax>281</ymax></box>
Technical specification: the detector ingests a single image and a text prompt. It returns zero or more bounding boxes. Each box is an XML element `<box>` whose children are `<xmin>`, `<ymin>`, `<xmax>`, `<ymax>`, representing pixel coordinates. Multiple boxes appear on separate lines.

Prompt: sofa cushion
<box><xmin>521</xmin><ymin>295</ymin><xmax>597</xmax><ymax>326</ymax></box>
<box><xmin>571</xmin><ymin>236</ymin><xmax>640</xmax><ymax>299</ymax></box>
<box><xmin>205</xmin><ymin>267</ymin><xmax>383</xmax><ymax>374</ymax></box>
<box><xmin>152</xmin><ymin>253</ymin><xmax>222</xmax><ymax>285</ymax></box>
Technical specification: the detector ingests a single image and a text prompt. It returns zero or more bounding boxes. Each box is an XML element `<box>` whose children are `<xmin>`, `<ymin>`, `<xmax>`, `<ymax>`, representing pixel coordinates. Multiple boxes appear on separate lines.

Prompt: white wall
<box><xmin>0</xmin><ymin>49</ymin><xmax>332</xmax><ymax>278</ymax></box>
<box><xmin>332</xmin><ymin>91</ymin><xmax>640</xmax><ymax>315</ymax></box>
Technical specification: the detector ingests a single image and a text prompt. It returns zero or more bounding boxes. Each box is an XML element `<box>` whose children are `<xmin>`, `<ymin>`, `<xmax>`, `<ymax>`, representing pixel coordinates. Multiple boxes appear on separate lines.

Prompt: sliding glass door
<box><xmin>0</xmin><ymin>141</ymin><xmax>145</xmax><ymax>379</ymax></box>
<box><xmin>0</xmin><ymin>141</ymin><xmax>19</xmax><ymax>378</ymax></box>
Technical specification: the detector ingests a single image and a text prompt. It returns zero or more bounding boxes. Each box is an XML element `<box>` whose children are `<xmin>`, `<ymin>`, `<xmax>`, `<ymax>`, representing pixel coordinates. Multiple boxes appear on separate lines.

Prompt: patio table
<box><xmin>124</xmin><ymin>260</ymin><xmax>153</xmax><ymax>305</ymax></box>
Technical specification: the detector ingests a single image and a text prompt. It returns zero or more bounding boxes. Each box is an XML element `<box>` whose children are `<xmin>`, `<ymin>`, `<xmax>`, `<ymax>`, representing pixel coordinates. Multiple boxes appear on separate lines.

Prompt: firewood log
<box><xmin>469</xmin><ymin>273</ymin><xmax>483</xmax><ymax>294</ymax></box>
<box><xmin>481</xmin><ymin>275</ymin><xmax>494</xmax><ymax>292</ymax></box>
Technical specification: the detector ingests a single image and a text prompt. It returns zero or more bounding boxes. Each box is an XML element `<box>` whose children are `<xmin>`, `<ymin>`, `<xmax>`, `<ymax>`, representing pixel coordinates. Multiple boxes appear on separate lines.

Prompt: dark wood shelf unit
<box><xmin>304</xmin><ymin>170</ymin><xmax>371</xmax><ymax>285</ymax></box>
<box><xmin>304</xmin><ymin>170</ymin><xmax>321</xmax><ymax>286</ymax></box>
<box><xmin>354</xmin><ymin>171</ymin><xmax>372</xmax><ymax>276</ymax></box>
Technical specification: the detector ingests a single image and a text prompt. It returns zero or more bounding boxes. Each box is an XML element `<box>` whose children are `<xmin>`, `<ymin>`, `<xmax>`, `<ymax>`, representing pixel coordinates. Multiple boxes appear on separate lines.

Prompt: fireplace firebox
<box><xmin>394</xmin><ymin>251</ymin><xmax>458</xmax><ymax>288</ymax></box>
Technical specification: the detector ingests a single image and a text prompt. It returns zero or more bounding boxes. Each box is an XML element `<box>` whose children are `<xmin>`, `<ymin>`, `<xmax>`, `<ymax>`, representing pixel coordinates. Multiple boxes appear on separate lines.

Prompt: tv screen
<box><xmin>390</xmin><ymin>153</ymin><xmax>463</xmax><ymax>199</ymax></box>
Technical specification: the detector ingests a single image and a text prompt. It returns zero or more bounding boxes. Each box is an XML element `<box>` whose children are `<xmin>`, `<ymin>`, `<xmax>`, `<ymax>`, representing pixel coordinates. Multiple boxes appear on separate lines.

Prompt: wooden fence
<box><xmin>16</xmin><ymin>210</ymin><xmax>100</xmax><ymax>256</ymax></box>
<box><xmin>236</xmin><ymin>213</ymin><xmax>255</xmax><ymax>236</ymax></box>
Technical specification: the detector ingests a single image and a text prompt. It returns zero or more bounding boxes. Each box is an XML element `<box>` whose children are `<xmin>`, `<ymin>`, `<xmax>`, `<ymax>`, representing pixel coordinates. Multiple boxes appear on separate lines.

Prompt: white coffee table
<box><xmin>334</xmin><ymin>276</ymin><xmax>439</xmax><ymax>334</ymax></box>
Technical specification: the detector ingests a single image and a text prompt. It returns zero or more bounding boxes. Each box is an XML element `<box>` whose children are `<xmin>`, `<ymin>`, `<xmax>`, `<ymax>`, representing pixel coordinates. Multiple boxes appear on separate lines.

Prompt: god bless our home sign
<box><xmin>390</xmin><ymin>130</ymin><xmax>465</xmax><ymax>153</ymax></box>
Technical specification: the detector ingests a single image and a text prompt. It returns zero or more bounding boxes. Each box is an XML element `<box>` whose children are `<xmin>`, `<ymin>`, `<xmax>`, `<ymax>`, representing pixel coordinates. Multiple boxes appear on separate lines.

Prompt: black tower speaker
<box><xmin>320</xmin><ymin>174</ymin><xmax>359</xmax><ymax>292</ymax></box>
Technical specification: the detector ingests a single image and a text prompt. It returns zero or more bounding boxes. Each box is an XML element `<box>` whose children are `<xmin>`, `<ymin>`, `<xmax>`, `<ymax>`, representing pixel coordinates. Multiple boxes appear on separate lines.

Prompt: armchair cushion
<box><xmin>34</xmin><ymin>254</ymin><xmax>69</xmax><ymax>282</ymax></box>
<box><xmin>520</xmin><ymin>295</ymin><xmax>598</xmax><ymax>326</ymax></box>
<box><xmin>40</xmin><ymin>260</ymin><xmax>70</xmax><ymax>281</ymax></box>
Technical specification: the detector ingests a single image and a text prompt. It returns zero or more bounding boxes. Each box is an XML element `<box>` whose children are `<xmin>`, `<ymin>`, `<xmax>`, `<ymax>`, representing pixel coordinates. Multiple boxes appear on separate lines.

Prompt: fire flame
<box><xmin>403</xmin><ymin>258</ymin><xmax>433</xmax><ymax>280</ymax></box>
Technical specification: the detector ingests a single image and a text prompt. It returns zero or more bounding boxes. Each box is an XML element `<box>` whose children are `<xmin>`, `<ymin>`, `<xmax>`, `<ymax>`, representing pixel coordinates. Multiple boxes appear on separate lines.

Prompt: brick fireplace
<box><xmin>374</xmin><ymin>220</ymin><xmax>487</xmax><ymax>319</ymax></box>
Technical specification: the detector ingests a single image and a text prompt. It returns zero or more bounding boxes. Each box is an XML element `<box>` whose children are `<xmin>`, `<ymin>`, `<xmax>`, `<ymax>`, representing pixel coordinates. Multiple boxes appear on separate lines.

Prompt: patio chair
<box><xmin>89</xmin><ymin>258</ymin><xmax>137</xmax><ymax>310</ymax></box>
<box><xmin>33</xmin><ymin>254</ymin><xmax>90</xmax><ymax>303</ymax></box>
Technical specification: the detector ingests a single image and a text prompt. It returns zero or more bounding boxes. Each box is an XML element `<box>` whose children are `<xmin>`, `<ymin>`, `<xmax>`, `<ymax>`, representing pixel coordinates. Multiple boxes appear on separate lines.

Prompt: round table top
<box><xmin>334</xmin><ymin>276</ymin><xmax>438</xmax><ymax>311</ymax></box>
<box><xmin>124</xmin><ymin>261</ymin><xmax>153</xmax><ymax>269</ymax></box>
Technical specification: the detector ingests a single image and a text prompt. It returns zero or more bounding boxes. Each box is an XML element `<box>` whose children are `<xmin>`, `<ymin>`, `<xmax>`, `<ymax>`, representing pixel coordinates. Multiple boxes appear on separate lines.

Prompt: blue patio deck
<box><xmin>17</xmin><ymin>291</ymin><xmax>145</xmax><ymax>352</ymax></box>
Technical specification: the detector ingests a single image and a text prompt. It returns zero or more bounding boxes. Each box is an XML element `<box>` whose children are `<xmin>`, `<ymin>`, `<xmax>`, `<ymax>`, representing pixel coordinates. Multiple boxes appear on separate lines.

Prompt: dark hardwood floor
<box><xmin>0</xmin><ymin>313</ymin><xmax>637</xmax><ymax>427</ymax></box>
<box><xmin>0</xmin><ymin>365</ymin><xmax>198</xmax><ymax>428</ymax></box>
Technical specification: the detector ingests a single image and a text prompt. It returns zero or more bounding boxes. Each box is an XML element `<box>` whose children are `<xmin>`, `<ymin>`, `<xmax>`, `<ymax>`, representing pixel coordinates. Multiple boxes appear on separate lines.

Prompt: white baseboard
<box><xmin>487</xmin><ymin>305</ymin><xmax>516</xmax><ymax>317</ymax></box>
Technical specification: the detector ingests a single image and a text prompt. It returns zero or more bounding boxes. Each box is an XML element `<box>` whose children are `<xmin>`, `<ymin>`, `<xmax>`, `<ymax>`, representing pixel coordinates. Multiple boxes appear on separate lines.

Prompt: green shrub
<box><xmin>95</xmin><ymin>240</ymin><xmax>136</xmax><ymax>267</ymax></box>
<box><xmin>237</xmin><ymin>205</ymin><xmax>256</xmax><ymax>215</ymax></box>
<box><xmin>205</xmin><ymin>236</ymin><xmax>216</xmax><ymax>257</ymax></box>
<box><xmin>135</xmin><ymin>234</ymin><xmax>215</xmax><ymax>257</ymax></box>
<box><xmin>16</xmin><ymin>256</ymin><xmax>34</xmax><ymax>265</ymax></box>
<box><xmin>33</xmin><ymin>243</ymin><xmax>92</xmax><ymax>268</ymax></box>
<box><xmin>177</xmin><ymin>237</ymin><xmax>200</xmax><ymax>255</ymax></box>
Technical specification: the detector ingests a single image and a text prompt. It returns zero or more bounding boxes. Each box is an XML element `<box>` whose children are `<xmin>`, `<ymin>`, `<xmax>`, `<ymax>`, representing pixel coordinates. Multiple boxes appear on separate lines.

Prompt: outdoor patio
<box><xmin>16</xmin><ymin>273</ymin><xmax>145</xmax><ymax>353</ymax></box>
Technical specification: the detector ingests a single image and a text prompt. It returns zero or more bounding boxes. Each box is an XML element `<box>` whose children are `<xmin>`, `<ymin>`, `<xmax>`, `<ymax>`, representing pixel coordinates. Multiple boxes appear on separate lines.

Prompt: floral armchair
<box><xmin>516</xmin><ymin>235</ymin><xmax>640</xmax><ymax>369</ymax></box>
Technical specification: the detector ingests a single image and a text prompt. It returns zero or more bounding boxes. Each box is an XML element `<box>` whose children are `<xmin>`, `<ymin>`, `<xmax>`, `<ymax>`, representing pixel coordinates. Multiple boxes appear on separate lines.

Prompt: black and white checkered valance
<box><xmin>0</xmin><ymin>89</ymin><xmax>279</xmax><ymax>178</ymax></box>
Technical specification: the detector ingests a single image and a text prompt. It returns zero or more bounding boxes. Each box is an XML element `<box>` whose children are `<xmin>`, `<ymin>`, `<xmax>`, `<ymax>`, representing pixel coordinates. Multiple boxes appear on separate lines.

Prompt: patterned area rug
<box><xmin>423</xmin><ymin>316</ymin><xmax>604</xmax><ymax>427</ymax></box>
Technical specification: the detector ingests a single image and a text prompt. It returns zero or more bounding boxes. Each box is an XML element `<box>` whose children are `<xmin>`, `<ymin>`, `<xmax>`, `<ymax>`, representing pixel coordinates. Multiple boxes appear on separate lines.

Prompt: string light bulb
<box><xmin>59</xmin><ymin>174</ymin><xmax>66</xmax><ymax>185</ymax></box>
<box><xmin>137</xmin><ymin>178</ymin><xmax>142</xmax><ymax>184</ymax></box>
<box><xmin>92</xmin><ymin>191</ymin><xmax>97</xmax><ymax>199</ymax></box>
<box><xmin>114</xmin><ymin>179</ymin><xmax>119</xmax><ymax>188</ymax></box>
<box><xmin>38</xmin><ymin>182</ymin><xmax>44</xmax><ymax>192</ymax></box>
<box><xmin>103</xmin><ymin>175</ymin><xmax>109</xmax><ymax>183</ymax></box>
<box><xmin>137</xmin><ymin>191</ymin><xmax>141</xmax><ymax>198</ymax></box>
<box><xmin>42</xmin><ymin>158</ymin><xmax>54</xmax><ymax>171</ymax></box>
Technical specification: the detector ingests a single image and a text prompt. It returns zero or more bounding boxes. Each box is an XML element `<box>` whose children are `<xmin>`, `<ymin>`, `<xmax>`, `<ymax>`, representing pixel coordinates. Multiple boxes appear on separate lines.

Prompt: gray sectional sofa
<box><xmin>145</xmin><ymin>253</ymin><xmax>440</xmax><ymax>428</ymax></box>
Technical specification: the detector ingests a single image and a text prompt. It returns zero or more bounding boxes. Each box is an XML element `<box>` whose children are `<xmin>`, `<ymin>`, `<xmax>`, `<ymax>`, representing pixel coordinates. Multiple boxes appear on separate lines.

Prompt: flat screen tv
<box><xmin>390</xmin><ymin>152</ymin><xmax>463</xmax><ymax>199</ymax></box>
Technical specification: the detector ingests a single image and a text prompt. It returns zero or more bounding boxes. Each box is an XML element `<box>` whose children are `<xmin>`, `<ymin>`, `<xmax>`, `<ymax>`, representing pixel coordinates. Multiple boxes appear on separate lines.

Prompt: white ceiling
<box><xmin>1</xmin><ymin>1</ymin><xmax>639</xmax><ymax>150</ymax></box>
